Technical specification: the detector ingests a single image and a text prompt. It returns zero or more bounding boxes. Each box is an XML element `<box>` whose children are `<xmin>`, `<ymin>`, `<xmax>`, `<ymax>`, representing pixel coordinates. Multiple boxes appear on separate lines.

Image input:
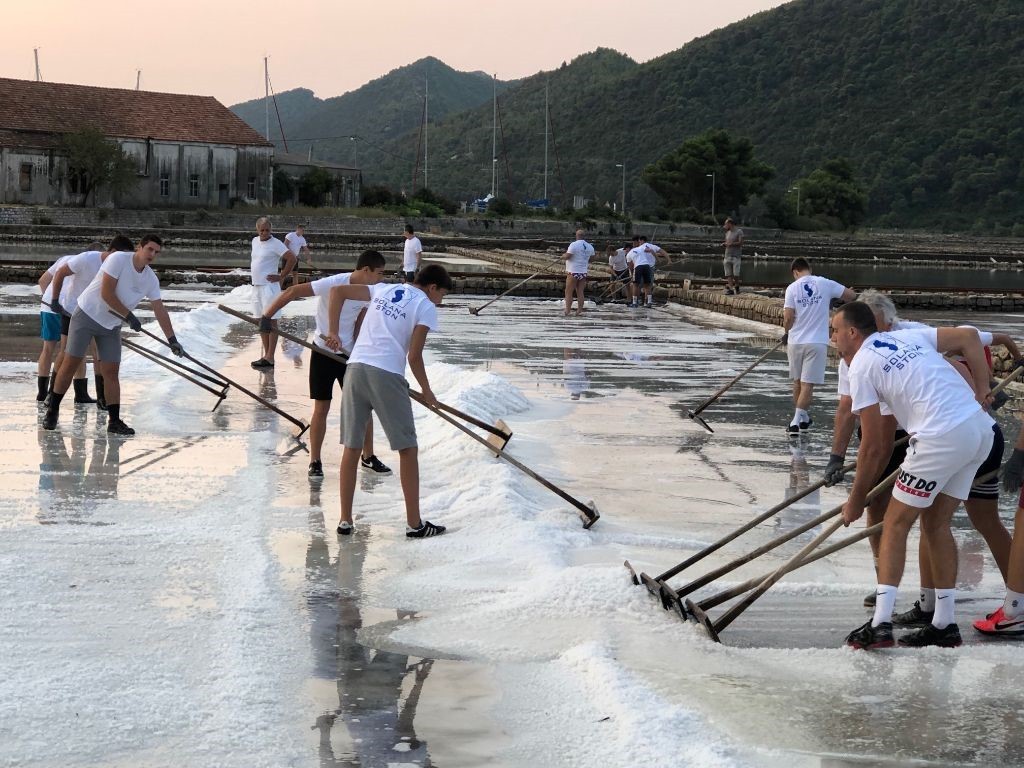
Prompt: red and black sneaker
<box><xmin>973</xmin><ymin>607</ymin><xmax>1024</xmax><ymax>637</ymax></box>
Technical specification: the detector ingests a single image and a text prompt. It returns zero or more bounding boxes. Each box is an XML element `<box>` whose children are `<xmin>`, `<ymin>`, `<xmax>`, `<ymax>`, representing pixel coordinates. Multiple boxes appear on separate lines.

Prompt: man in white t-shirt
<box><xmin>782</xmin><ymin>257</ymin><xmax>856</xmax><ymax>435</ymax></box>
<box><xmin>45</xmin><ymin>234</ymin><xmax>136</xmax><ymax>409</ymax></box>
<box><xmin>259</xmin><ymin>250</ymin><xmax>390</xmax><ymax>479</ymax></box>
<box><xmin>250</xmin><ymin>217</ymin><xmax>297</xmax><ymax>369</ymax></box>
<box><xmin>626</xmin><ymin>235</ymin><xmax>669</xmax><ymax>308</ymax></box>
<box><xmin>606</xmin><ymin>243</ymin><xmax>631</xmax><ymax>301</ymax></box>
<box><xmin>721</xmin><ymin>218</ymin><xmax>744</xmax><ymax>295</ymax></box>
<box><xmin>833</xmin><ymin>302</ymin><xmax>995</xmax><ymax>650</ymax></box>
<box><xmin>402</xmin><ymin>224</ymin><xmax>423</xmax><ymax>282</ymax></box>
<box><xmin>563</xmin><ymin>229</ymin><xmax>594</xmax><ymax>316</ymax></box>
<box><xmin>324</xmin><ymin>264</ymin><xmax>453</xmax><ymax>539</ymax></box>
<box><xmin>43</xmin><ymin>235</ymin><xmax>185</xmax><ymax>437</ymax></box>
<box><xmin>283</xmin><ymin>224</ymin><xmax>311</xmax><ymax>287</ymax></box>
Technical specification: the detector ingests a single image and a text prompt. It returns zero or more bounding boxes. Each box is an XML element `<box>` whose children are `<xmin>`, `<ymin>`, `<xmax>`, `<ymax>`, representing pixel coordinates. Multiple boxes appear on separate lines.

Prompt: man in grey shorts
<box><xmin>782</xmin><ymin>257</ymin><xmax>856</xmax><ymax>436</ymax></box>
<box><xmin>43</xmin><ymin>235</ymin><xmax>185</xmax><ymax>436</ymax></box>
<box><xmin>721</xmin><ymin>218</ymin><xmax>743</xmax><ymax>295</ymax></box>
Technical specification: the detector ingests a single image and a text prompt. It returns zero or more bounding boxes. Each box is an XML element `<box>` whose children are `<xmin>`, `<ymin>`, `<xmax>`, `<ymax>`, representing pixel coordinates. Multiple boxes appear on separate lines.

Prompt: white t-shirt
<box><xmin>284</xmin><ymin>232</ymin><xmax>308</xmax><ymax>258</ymax></box>
<box><xmin>309</xmin><ymin>272</ymin><xmax>369</xmax><ymax>355</ymax></box>
<box><xmin>348</xmin><ymin>283</ymin><xmax>439</xmax><ymax>376</ymax></box>
<box><xmin>565</xmin><ymin>239</ymin><xmax>594</xmax><ymax>273</ymax></box>
<box><xmin>40</xmin><ymin>254</ymin><xmax>75</xmax><ymax>313</ymax></box>
<box><xmin>62</xmin><ymin>250</ymin><xmax>104</xmax><ymax>312</ymax></box>
<box><xmin>628</xmin><ymin>244</ymin><xmax>656</xmax><ymax>268</ymax></box>
<box><xmin>250</xmin><ymin>236</ymin><xmax>289</xmax><ymax>287</ymax></box>
<box><xmin>848</xmin><ymin>328</ymin><xmax>990</xmax><ymax>439</ymax></box>
<box><xmin>784</xmin><ymin>275</ymin><xmax>848</xmax><ymax>345</ymax></box>
<box><xmin>76</xmin><ymin>250</ymin><xmax>161</xmax><ymax>329</ymax></box>
<box><xmin>403</xmin><ymin>236</ymin><xmax>423</xmax><ymax>272</ymax></box>
<box><xmin>609</xmin><ymin>248</ymin><xmax>629</xmax><ymax>272</ymax></box>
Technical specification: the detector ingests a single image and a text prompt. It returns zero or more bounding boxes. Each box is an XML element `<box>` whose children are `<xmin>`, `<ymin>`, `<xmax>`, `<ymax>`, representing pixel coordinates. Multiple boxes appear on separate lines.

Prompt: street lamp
<box><xmin>789</xmin><ymin>185</ymin><xmax>801</xmax><ymax>216</ymax></box>
<box><xmin>615</xmin><ymin>162</ymin><xmax>626</xmax><ymax>216</ymax></box>
<box><xmin>349</xmin><ymin>136</ymin><xmax>358</xmax><ymax>168</ymax></box>
<box><xmin>706</xmin><ymin>172</ymin><xmax>716</xmax><ymax>222</ymax></box>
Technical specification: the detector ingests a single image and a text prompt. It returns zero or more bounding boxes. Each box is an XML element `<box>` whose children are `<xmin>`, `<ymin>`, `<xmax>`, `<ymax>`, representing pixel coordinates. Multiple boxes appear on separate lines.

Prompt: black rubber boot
<box><xmin>42</xmin><ymin>390</ymin><xmax>64</xmax><ymax>430</ymax></box>
<box><xmin>106</xmin><ymin>404</ymin><xmax>135</xmax><ymax>436</ymax></box>
<box><xmin>73</xmin><ymin>377</ymin><xmax>97</xmax><ymax>404</ymax></box>
<box><xmin>36</xmin><ymin>376</ymin><xmax>49</xmax><ymax>401</ymax></box>
<box><xmin>95</xmin><ymin>373</ymin><xmax>107</xmax><ymax>411</ymax></box>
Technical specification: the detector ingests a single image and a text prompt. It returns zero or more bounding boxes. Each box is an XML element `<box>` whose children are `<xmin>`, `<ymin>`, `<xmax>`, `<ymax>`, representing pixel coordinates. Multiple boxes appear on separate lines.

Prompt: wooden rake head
<box><xmin>687</xmin><ymin>409</ymin><xmax>715</xmax><ymax>434</ymax></box>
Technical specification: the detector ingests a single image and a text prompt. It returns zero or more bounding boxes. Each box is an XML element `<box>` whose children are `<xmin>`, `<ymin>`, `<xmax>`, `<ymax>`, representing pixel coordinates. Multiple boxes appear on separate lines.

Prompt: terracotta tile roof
<box><xmin>0</xmin><ymin>78</ymin><xmax>273</xmax><ymax>148</ymax></box>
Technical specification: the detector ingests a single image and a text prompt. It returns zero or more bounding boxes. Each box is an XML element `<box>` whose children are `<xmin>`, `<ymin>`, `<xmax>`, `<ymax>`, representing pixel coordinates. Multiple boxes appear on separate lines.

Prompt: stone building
<box><xmin>274</xmin><ymin>152</ymin><xmax>361</xmax><ymax>208</ymax></box>
<box><xmin>0</xmin><ymin>77</ymin><xmax>274</xmax><ymax>208</ymax></box>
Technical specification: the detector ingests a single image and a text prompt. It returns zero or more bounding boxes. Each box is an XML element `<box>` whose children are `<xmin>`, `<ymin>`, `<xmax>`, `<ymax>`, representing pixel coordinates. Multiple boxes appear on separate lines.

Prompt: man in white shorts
<box><xmin>782</xmin><ymin>257</ymin><xmax>856</xmax><ymax>435</ymax></box>
<box><xmin>833</xmin><ymin>302</ymin><xmax>995</xmax><ymax>649</ymax></box>
<box><xmin>249</xmin><ymin>217</ymin><xmax>296</xmax><ymax>369</ymax></box>
<box><xmin>563</xmin><ymin>229</ymin><xmax>594</xmax><ymax>316</ymax></box>
<box><xmin>402</xmin><ymin>224</ymin><xmax>422</xmax><ymax>282</ymax></box>
<box><xmin>42</xmin><ymin>235</ymin><xmax>185</xmax><ymax>437</ymax></box>
<box><xmin>259</xmin><ymin>250</ymin><xmax>390</xmax><ymax>479</ymax></box>
<box><xmin>324</xmin><ymin>264</ymin><xmax>453</xmax><ymax>539</ymax></box>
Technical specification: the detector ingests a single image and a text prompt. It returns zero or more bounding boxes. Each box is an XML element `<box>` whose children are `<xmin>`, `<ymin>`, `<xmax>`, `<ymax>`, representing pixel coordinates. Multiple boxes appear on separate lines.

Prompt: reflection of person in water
<box><xmin>776</xmin><ymin>443</ymin><xmax>821</xmax><ymax>536</ymax></box>
<box><xmin>563</xmin><ymin>348</ymin><xmax>590</xmax><ymax>401</ymax></box>
<box><xmin>38</xmin><ymin>421</ymin><xmax>120</xmax><ymax>524</ymax></box>
<box><xmin>304</xmin><ymin>514</ymin><xmax>433</xmax><ymax>766</ymax></box>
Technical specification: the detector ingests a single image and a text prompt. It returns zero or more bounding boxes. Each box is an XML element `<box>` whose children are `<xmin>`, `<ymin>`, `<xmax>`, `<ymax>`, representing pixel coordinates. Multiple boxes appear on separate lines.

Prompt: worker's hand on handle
<box><xmin>258</xmin><ymin>315</ymin><xmax>273</xmax><ymax>333</ymax></box>
<box><xmin>841</xmin><ymin>496</ymin><xmax>865</xmax><ymax>527</ymax></box>
<box><xmin>823</xmin><ymin>454</ymin><xmax>846</xmax><ymax>486</ymax></box>
<box><xmin>50</xmin><ymin>297</ymin><xmax>65</xmax><ymax>318</ymax></box>
<box><xmin>1002</xmin><ymin>448</ymin><xmax>1024</xmax><ymax>493</ymax></box>
<box><xmin>124</xmin><ymin>311</ymin><xmax>142</xmax><ymax>332</ymax></box>
<box><xmin>418</xmin><ymin>386</ymin><xmax>439</xmax><ymax>409</ymax></box>
<box><xmin>168</xmin><ymin>335</ymin><xmax>185</xmax><ymax>357</ymax></box>
<box><xmin>322</xmin><ymin>333</ymin><xmax>341</xmax><ymax>352</ymax></box>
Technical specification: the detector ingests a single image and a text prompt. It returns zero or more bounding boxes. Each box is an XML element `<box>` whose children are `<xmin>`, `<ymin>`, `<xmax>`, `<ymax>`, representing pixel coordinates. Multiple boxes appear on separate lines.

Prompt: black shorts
<box><xmin>968</xmin><ymin>422</ymin><xmax>1003</xmax><ymax>500</ymax></box>
<box><xmin>404</xmin><ymin>270</ymin><xmax>416</xmax><ymax>282</ymax></box>
<box><xmin>613</xmin><ymin>269</ymin><xmax>630</xmax><ymax>282</ymax></box>
<box><xmin>859</xmin><ymin>427</ymin><xmax>910</xmax><ymax>486</ymax></box>
<box><xmin>633</xmin><ymin>265</ymin><xmax>654</xmax><ymax>286</ymax></box>
<box><xmin>308</xmin><ymin>348</ymin><xmax>347</xmax><ymax>401</ymax></box>
<box><xmin>60</xmin><ymin>313</ymin><xmax>71</xmax><ymax>336</ymax></box>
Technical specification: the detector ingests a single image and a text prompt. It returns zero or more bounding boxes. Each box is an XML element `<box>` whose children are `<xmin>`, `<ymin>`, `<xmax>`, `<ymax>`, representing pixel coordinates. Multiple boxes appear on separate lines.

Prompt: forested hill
<box><xmin>370</xmin><ymin>0</ymin><xmax>1024</xmax><ymax>231</ymax></box>
<box><xmin>230</xmin><ymin>58</ymin><xmax>512</xmax><ymax>170</ymax></box>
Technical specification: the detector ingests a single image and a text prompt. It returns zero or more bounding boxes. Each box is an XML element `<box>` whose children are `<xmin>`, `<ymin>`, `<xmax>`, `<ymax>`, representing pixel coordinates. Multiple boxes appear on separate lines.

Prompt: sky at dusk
<box><xmin>1</xmin><ymin>0</ymin><xmax>790</xmax><ymax>106</ymax></box>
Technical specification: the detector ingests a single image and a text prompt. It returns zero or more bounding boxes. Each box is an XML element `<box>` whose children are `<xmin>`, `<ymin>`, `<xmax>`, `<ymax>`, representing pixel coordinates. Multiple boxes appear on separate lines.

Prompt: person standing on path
<box><xmin>563</xmin><ymin>229</ymin><xmax>594</xmax><ymax>316</ymax></box>
<box><xmin>982</xmin><ymin>429</ymin><xmax>1024</xmax><ymax>636</ymax></box>
<box><xmin>42</xmin><ymin>235</ymin><xmax>185</xmax><ymax>437</ymax></box>
<box><xmin>259</xmin><ymin>250</ymin><xmax>391</xmax><ymax>479</ymax></box>
<box><xmin>402</xmin><ymin>224</ymin><xmax>423</xmax><ymax>283</ymax></box>
<box><xmin>250</xmin><ymin>217</ymin><xmax>296</xmax><ymax>369</ymax></box>
<box><xmin>782</xmin><ymin>257</ymin><xmax>856</xmax><ymax>435</ymax></box>
<box><xmin>721</xmin><ymin>219</ymin><xmax>743</xmax><ymax>295</ymax></box>
<box><xmin>626</xmin><ymin>235</ymin><xmax>669</xmax><ymax>308</ymax></box>
<box><xmin>607</xmin><ymin>243</ymin><xmax>631</xmax><ymax>301</ymax></box>
<box><xmin>284</xmin><ymin>224</ymin><xmax>311</xmax><ymax>285</ymax></box>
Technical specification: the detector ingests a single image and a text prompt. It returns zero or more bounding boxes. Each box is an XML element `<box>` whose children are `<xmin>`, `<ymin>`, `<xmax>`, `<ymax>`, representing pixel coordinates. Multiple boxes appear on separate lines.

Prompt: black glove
<box><xmin>990</xmin><ymin>382</ymin><xmax>1009</xmax><ymax>412</ymax></box>
<box><xmin>1002</xmin><ymin>448</ymin><xmax>1024</xmax><ymax>493</ymax></box>
<box><xmin>125</xmin><ymin>311</ymin><xmax>142</xmax><ymax>332</ymax></box>
<box><xmin>780</xmin><ymin>332</ymin><xmax>789</xmax><ymax>345</ymax></box>
<box><xmin>168</xmin><ymin>335</ymin><xmax>184</xmax><ymax>357</ymax></box>
<box><xmin>50</xmin><ymin>297</ymin><xmax>65</xmax><ymax>317</ymax></box>
<box><xmin>258</xmin><ymin>315</ymin><xmax>273</xmax><ymax>333</ymax></box>
<box><xmin>823</xmin><ymin>453</ymin><xmax>846</xmax><ymax>486</ymax></box>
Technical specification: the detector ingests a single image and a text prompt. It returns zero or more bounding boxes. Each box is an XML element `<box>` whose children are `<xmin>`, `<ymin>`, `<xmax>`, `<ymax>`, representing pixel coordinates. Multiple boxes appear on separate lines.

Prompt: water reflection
<box><xmin>775</xmin><ymin>442</ymin><xmax>822</xmax><ymax>537</ymax></box>
<box><xmin>305</xmin><ymin>513</ymin><xmax>433</xmax><ymax>767</ymax></box>
<box><xmin>37</xmin><ymin>414</ymin><xmax>121</xmax><ymax>525</ymax></box>
<box><xmin>563</xmin><ymin>348</ymin><xmax>591</xmax><ymax>400</ymax></box>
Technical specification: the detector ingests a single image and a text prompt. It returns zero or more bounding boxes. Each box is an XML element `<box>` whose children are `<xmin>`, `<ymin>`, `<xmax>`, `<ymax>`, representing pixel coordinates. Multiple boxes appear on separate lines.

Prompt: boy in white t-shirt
<box><xmin>250</xmin><ymin>217</ymin><xmax>297</xmax><ymax>369</ymax></box>
<box><xmin>324</xmin><ymin>264</ymin><xmax>453</xmax><ymax>538</ymax></box>
<box><xmin>782</xmin><ymin>257</ymin><xmax>856</xmax><ymax>435</ymax></box>
<box><xmin>402</xmin><ymin>224</ymin><xmax>423</xmax><ymax>282</ymax></box>
<box><xmin>284</xmin><ymin>224</ymin><xmax>310</xmax><ymax>263</ymax></box>
<box><xmin>43</xmin><ymin>235</ymin><xmax>185</xmax><ymax>436</ymax></box>
<box><xmin>259</xmin><ymin>250</ymin><xmax>389</xmax><ymax>478</ymax></box>
<box><xmin>563</xmin><ymin>229</ymin><xmax>594</xmax><ymax>316</ymax></box>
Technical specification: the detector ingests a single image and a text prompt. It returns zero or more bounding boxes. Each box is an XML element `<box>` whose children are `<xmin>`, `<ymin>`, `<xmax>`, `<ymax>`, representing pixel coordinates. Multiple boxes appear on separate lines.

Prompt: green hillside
<box><xmin>371</xmin><ymin>0</ymin><xmax>1024</xmax><ymax>231</ymax></box>
<box><xmin>231</xmin><ymin>57</ymin><xmax>513</xmax><ymax>172</ymax></box>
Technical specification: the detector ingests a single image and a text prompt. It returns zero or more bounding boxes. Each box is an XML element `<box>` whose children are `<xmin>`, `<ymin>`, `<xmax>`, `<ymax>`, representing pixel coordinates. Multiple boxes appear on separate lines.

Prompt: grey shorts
<box><xmin>340</xmin><ymin>363</ymin><xmax>417</xmax><ymax>451</ymax></box>
<box><xmin>66</xmin><ymin>308</ymin><xmax>122</xmax><ymax>362</ymax></box>
<box><xmin>723</xmin><ymin>255</ymin><xmax>741</xmax><ymax>277</ymax></box>
<box><xmin>787</xmin><ymin>343</ymin><xmax>827</xmax><ymax>385</ymax></box>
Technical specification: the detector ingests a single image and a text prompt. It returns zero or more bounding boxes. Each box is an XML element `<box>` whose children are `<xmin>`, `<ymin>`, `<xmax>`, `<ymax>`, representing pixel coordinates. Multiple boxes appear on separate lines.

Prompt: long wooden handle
<box><xmin>470</xmin><ymin>253</ymin><xmax>565</xmax><ymax>314</ymax></box>
<box><xmin>690</xmin><ymin>340</ymin><xmax>785</xmax><ymax>417</ymax></box>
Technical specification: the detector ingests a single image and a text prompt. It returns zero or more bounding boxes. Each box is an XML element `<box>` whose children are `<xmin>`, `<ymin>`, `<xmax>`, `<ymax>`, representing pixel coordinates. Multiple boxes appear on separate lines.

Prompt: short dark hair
<box><xmin>835</xmin><ymin>302</ymin><xmax>878</xmax><ymax>337</ymax></box>
<box><xmin>109</xmin><ymin>234</ymin><xmax>134</xmax><ymax>252</ymax></box>
<box><xmin>356</xmin><ymin>249</ymin><xmax>386</xmax><ymax>270</ymax></box>
<box><xmin>404</xmin><ymin>224</ymin><xmax>415</xmax><ymax>235</ymax></box>
<box><xmin>790</xmin><ymin>257</ymin><xmax>811</xmax><ymax>273</ymax></box>
<box><xmin>639</xmin><ymin>235</ymin><xmax>648</xmax><ymax>242</ymax></box>
<box><xmin>415</xmin><ymin>263</ymin><xmax>453</xmax><ymax>291</ymax></box>
<box><xmin>139</xmin><ymin>234</ymin><xmax>163</xmax><ymax>248</ymax></box>
<box><xmin>631</xmin><ymin>235</ymin><xmax>640</xmax><ymax>242</ymax></box>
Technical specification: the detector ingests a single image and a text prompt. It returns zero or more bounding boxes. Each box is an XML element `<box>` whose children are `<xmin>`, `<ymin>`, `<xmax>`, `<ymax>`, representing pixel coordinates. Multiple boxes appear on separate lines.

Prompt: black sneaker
<box><xmin>107</xmin><ymin>419</ymin><xmax>136</xmax><ymax>436</ymax></box>
<box><xmin>360</xmin><ymin>454</ymin><xmax>392</xmax><ymax>474</ymax></box>
<box><xmin>892</xmin><ymin>601</ymin><xmax>934</xmax><ymax>628</ymax></box>
<box><xmin>863</xmin><ymin>591</ymin><xmax>877</xmax><ymax>608</ymax></box>
<box><xmin>308</xmin><ymin>460</ymin><xmax>324</xmax><ymax>478</ymax></box>
<box><xmin>845</xmin><ymin>620</ymin><xmax>895</xmax><ymax>650</ymax></box>
<box><xmin>786</xmin><ymin>424</ymin><xmax>800</xmax><ymax>437</ymax></box>
<box><xmin>250</xmin><ymin>358</ymin><xmax>274</xmax><ymax>369</ymax></box>
<box><xmin>898</xmin><ymin>622</ymin><xmax>962</xmax><ymax>648</ymax></box>
<box><xmin>406</xmin><ymin>520</ymin><xmax>447</xmax><ymax>538</ymax></box>
<box><xmin>799</xmin><ymin>417</ymin><xmax>813</xmax><ymax>430</ymax></box>
<box><xmin>336</xmin><ymin>521</ymin><xmax>354</xmax><ymax>536</ymax></box>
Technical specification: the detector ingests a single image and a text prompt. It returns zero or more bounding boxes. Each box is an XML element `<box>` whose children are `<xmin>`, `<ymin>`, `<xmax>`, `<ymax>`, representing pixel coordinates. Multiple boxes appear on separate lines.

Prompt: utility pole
<box><xmin>707</xmin><ymin>172</ymin><xmax>716</xmax><ymax>222</ymax></box>
<box><xmin>135</xmin><ymin>69</ymin><xmax>141</xmax><ymax>90</ymax></box>
<box><xmin>490</xmin><ymin>75</ymin><xmax>497</xmax><ymax>198</ymax></box>
<box><xmin>423</xmin><ymin>75</ymin><xmax>429</xmax><ymax>191</ymax></box>
<box><xmin>33</xmin><ymin>48</ymin><xmax>41</xmax><ymax>81</ymax></box>
<box><xmin>264</xmin><ymin>57</ymin><xmax>273</xmax><ymax>206</ymax></box>
<box><xmin>543</xmin><ymin>81</ymin><xmax>549</xmax><ymax>202</ymax></box>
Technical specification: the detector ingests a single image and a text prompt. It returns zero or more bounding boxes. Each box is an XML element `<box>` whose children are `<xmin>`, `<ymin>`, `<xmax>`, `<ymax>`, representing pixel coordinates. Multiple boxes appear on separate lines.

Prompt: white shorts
<box><xmin>893</xmin><ymin>412</ymin><xmax>995</xmax><ymax>508</ymax></box>
<box><xmin>787</xmin><ymin>343</ymin><xmax>827</xmax><ymax>385</ymax></box>
<box><xmin>251</xmin><ymin>283</ymin><xmax>283</xmax><ymax>320</ymax></box>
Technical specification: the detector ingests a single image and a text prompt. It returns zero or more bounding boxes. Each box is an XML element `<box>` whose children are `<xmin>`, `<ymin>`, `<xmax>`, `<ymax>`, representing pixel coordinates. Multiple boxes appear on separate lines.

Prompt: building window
<box><xmin>188</xmin><ymin>174</ymin><xmax>199</xmax><ymax>198</ymax></box>
<box><xmin>19</xmin><ymin>163</ymin><xmax>32</xmax><ymax>192</ymax></box>
<box><xmin>159</xmin><ymin>173</ymin><xmax>170</xmax><ymax>197</ymax></box>
<box><xmin>247</xmin><ymin>176</ymin><xmax>256</xmax><ymax>199</ymax></box>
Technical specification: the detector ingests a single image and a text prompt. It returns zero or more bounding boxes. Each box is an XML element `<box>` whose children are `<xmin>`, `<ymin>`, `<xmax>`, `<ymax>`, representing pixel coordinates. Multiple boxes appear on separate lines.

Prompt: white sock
<box><xmin>932</xmin><ymin>588</ymin><xmax>956</xmax><ymax>629</ymax></box>
<box><xmin>872</xmin><ymin>584</ymin><xmax>899</xmax><ymax>626</ymax></box>
<box><xmin>790</xmin><ymin>409</ymin><xmax>802</xmax><ymax>427</ymax></box>
<box><xmin>1003</xmin><ymin>589</ymin><xmax>1024</xmax><ymax>619</ymax></box>
<box><xmin>920</xmin><ymin>587</ymin><xmax>936</xmax><ymax>612</ymax></box>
